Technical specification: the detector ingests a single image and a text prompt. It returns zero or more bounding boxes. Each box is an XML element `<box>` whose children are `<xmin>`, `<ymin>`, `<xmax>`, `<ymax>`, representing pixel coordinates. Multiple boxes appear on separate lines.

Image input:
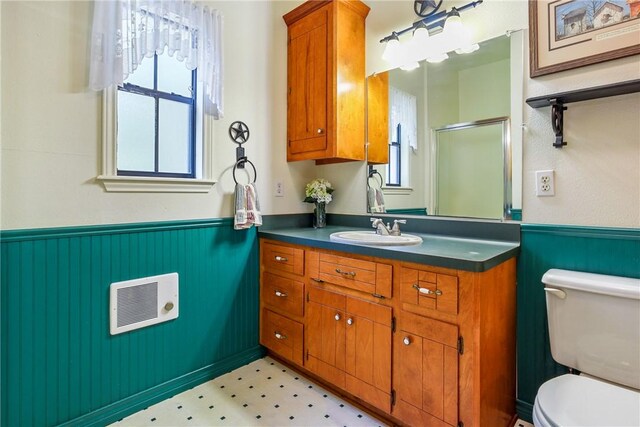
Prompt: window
<box><xmin>386</xmin><ymin>86</ymin><xmax>417</xmax><ymax>189</ymax></box>
<box><xmin>117</xmin><ymin>54</ymin><xmax>197</xmax><ymax>178</ymax></box>
<box><xmin>387</xmin><ymin>124</ymin><xmax>402</xmax><ymax>186</ymax></box>
<box><xmin>98</xmin><ymin>53</ymin><xmax>215</xmax><ymax>193</ymax></box>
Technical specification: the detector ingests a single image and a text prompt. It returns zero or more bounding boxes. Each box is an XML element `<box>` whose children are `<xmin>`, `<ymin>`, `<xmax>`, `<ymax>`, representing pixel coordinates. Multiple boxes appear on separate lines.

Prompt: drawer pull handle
<box><xmin>335</xmin><ymin>268</ymin><xmax>356</xmax><ymax>277</ymax></box>
<box><xmin>274</xmin><ymin>332</ymin><xmax>287</xmax><ymax>340</ymax></box>
<box><xmin>334</xmin><ymin>313</ymin><xmax>341</xmax><ymax>321</ymax></box>
<box><xmin>403</xmin><ymin>336</ymin><xmax>412</xmax><ymax>346</ymax></box>
<box><xmin>311</xmin><ymin>278</ymin><xmax>324</xmax><ymax>283</ymax></box>
<box><xmin>347</xmin><ymin>318</ymin><xmax>354</xmax><ymax>326</ymax></box>
<box><xmin>274</xmin><ymin>256</ymin><xmax>288</xmax><ymax>262</ymax></box>
<box><xmin>274</xmin><ymin>290</ymin><xmax>287</xmax><ymax>298</ymax></box>
<box><xmin>413</xmin><ymin>284</ymin><xmax>442</xmax><ymax>296</ymax></box>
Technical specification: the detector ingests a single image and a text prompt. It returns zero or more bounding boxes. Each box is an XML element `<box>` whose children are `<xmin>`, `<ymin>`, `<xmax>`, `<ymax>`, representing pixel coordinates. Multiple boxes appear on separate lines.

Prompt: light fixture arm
<box><xmin>379</xmin><ymin>0</ymin><xmax>483</xmax><ymax>44</ymax></box>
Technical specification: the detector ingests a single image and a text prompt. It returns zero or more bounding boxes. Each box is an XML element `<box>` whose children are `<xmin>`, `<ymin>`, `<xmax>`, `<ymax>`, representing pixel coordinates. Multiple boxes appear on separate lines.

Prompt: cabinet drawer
<box><xmin>261</xmin><ymin>309</ymin><xmax>304</xmax><ymax>366</ymax></box>
<box><xmin>316</xmin><ymin>253</ymin><xmax>392</xmax><ymax>298</ymax></box>
<box><xmin>401</xmin><ymin>267</ymin><xmax>458</xmax><ymax>315</ymax></box>
<box><xmin>263</xmin><ymin>242</ymin><xmax>304</xmax><ymax>276</ymax></box>
<box><xmin>262</xmin><ymin>272</ymin><xmax>304</xmax><ymax>317</ymax></box>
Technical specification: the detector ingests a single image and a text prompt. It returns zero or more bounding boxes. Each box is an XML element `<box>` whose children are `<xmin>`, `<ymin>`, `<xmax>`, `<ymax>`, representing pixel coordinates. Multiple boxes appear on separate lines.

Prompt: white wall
<box><xmin>0</xmin><ymin>0</ymin><xmax>315</xmax><ymax>230</ymax></box>
<box><xmin>2</xmin><ymin>0</ymin><xmax>639</xmax><ymax>230</ymax></box>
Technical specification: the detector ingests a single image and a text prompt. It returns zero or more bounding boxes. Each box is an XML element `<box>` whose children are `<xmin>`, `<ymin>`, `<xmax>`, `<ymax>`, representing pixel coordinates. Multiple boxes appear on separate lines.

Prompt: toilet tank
<box><xmin>543</xmin><ymin>269</ymin><xmax>640</xmax><ymax>390</ymax></box>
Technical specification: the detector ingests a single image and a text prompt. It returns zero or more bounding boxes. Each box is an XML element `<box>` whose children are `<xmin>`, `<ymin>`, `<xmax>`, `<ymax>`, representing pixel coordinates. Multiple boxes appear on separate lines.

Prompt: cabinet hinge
<box><xmin>458</xmin><ymin>336</ymin><xmax>464</xmax><ymax>355</ymax></box>
<box><xmin>371</xmin><ymin>293</ymin><xmax>385</xmax><ymax>299</ymax></box>
<box><xmin>306</xmin><ymin>349</ymin><xmax>309</xmax><ymax>361</ymax></box>
<box><xmin>306</xmin><ymin>292</ymin><xmax>310</xmax><ymax>302</ymax></box>
<box><xmin>391</xmin><ymin>389</ymin><xmax>396</xmax><ymax>406</ymax></box>
<box><xmin>458</xmin><ymin>422</ymin><xmax>464</xmax><ymax>427</ymax></box>
<box><xmin>391</xmin><ymin>316</ymin><xmax>396</xmax><ymax>333</ymax></box>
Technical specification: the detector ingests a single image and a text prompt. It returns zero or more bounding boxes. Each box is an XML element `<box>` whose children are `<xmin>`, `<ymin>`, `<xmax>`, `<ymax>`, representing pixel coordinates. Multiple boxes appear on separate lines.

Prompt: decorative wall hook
<box><xmin>229</xmin><ymin>121</ymin><xmax>250</xmax><ymax>168</ymax></box>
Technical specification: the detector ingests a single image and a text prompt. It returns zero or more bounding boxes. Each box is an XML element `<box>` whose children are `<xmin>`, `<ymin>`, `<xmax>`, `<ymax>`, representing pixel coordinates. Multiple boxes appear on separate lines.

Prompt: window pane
<box><xmin>117</xmin><ymin>91</ymin><xmax>155</xmax><ymax>172</ymax></box>
<box><xmin>157</xmin><ymin>53</ymin><xmax>192</xmax><ymax>97</ymax></box>
<box><xmin>159</xmin><ymin>99</ymin><xmax>191</xmax><ymax>174</ymax></box>
<box><xmin>124</xmin><ymin>56</ymin><xmax>154</xmax><ymax>89</ymax></box>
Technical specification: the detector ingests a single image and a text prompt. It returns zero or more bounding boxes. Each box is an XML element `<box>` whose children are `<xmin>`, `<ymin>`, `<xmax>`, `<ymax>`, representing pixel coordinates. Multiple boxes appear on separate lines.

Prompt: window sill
<box><xmin>97</xmin><ymin>175</ymin><xmax>216</xmax><ymax>193</ymax></box>
<box><xmin>382</xmin><ymin>186</ymin><xmax>413</xmax><ymax>195</ymax></box>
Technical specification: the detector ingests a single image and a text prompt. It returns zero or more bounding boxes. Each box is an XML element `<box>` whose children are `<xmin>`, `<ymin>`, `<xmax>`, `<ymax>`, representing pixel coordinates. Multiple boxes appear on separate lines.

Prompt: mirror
<box><xmin>366</xmin><ymin>33</ymin><xmax>523</xmax><ymax>220</ymax></box>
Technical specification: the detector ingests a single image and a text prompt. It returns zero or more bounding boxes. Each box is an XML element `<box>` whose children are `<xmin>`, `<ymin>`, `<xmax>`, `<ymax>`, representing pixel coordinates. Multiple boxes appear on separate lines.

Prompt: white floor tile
<box><xmin>111</xmin><ymin>357</ymin><xmax>387</xmax><ymax>427</ymax></box>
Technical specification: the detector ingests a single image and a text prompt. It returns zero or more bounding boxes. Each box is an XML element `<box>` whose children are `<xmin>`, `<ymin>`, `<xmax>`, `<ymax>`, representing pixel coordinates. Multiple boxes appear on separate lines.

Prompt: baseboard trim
<box><xmin>60</xmin><ymin>346</ymin><xmax>265</xmax><ymax>427</ymax></box>
<box><xmin>516</xmin><ymin>399</ymin><xmax>533</xmax><ymax>424</ymax></box>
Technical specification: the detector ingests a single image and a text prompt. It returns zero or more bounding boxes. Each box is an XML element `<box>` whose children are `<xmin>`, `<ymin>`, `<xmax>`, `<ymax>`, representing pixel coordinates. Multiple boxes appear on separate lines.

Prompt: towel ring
<box><xmin>233</xmin><ymin>157</ymin><xmax>257</xmax><ymax>184</ymax></box>
<box><xmin>367</xmin><ymin>170</ymin><xmax>384</xmax><ymax>189</ymax></box>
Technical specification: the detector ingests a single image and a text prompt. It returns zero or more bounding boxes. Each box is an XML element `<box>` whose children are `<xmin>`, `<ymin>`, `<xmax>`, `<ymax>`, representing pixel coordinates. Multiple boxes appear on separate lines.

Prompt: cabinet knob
<box><xmin>274</xmin><ymin>256</ymin><xmax>288</xmax><ymax>262</ymax></box>
<box><xmin>403</xmin><ymin>336</ymin><xmax>411</xmax><ymax>346</ymax></box>
<box><xmin>274</xmin><ymin>290</ymin><xmax>287</xmax><ymax>298</ymax></box>
<box><xmin>274</xmin><ymin>332</ymin><xmax>287</xmax><ymax>340</ymax></box>
<box><xmin>317</xmin><ymin>128</ymin><xmax>324</xmax><ymax>134</ymax></box>
<box><xmin>413</xmin><ymin>284</ymin><xmax>442</xmax><ymax>296</ymax></box>
<box><xmin>334</xmin><ymin>313</ymin><xmax>341</xmax><ymax>321</ymax></box>
<box><xmin>347</xmin><ymin>318</ymin><xmax>353</xmax><ymax>325</ymax></box>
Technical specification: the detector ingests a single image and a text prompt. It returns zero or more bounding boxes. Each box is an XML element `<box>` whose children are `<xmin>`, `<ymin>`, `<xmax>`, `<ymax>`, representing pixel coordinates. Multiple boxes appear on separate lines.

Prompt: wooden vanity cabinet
<box><xmin>259</xmin><ymin>238</ymin><xmax>517</xmax><ymax>427</ymax></box>
<box><xmin>283</xmin><ymin>0</ymin><xmax>369</xmax><ymax>163</ymax></box>
<box><xmin>393</xmin><ymin>260</ymin><xmax>517</xmax><ymax>427</ymax></box>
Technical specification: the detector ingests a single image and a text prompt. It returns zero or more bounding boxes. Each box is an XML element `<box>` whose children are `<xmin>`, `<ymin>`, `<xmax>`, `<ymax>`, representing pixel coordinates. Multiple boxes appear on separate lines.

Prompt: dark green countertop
<box><xmin>259</xmin><ymin>225</ymin><xmax>520</xmax><ymax>272</ymax></box>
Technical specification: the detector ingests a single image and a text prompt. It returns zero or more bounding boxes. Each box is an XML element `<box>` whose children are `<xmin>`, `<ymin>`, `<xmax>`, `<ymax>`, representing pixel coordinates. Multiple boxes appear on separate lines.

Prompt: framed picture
<box><xmin>529</xmin><ymin>0</ymin><xmax>640</xmax><ymax>77</ymax></box>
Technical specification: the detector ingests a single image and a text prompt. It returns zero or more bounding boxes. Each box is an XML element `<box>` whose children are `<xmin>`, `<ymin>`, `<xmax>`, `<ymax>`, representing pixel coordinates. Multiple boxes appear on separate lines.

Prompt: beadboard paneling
<box><xmin>516</xmin><ymin>224</ymin><xmax>640</xmax><ymax>422</ymax></box>
<box><xmin>1</xmin><ymin>219</ymin><xmax>263</xmax><ymax>427</ymax></box>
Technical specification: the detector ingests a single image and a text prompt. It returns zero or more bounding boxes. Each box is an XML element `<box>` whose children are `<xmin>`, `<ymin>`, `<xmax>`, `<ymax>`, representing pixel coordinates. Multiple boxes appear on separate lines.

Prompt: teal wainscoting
<box><xmin>1</xmin><ymin>218</ymin><xmax>264</xmax><ymax>427</ymax></box>
<box><xmin>385</xmin><ymin>208</ymin><xmax>428</xmax><ymax>216</ymax></box>
<box><xmin>516</xmin><ymin>223</ymin><xmax>640</xmax><ymax>422</ymax></box>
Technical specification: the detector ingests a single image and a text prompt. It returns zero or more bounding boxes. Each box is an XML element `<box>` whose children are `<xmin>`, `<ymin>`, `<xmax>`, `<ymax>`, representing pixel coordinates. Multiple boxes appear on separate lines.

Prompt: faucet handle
<box><xmin>370</xmin><ymin>217</ymin><xmax>382</xmax><ymax>227</ymax></box>
<box><xmin>391</xmin><ymin>219</ymin><xmax>407</xmax><ymax>235</ymax></box>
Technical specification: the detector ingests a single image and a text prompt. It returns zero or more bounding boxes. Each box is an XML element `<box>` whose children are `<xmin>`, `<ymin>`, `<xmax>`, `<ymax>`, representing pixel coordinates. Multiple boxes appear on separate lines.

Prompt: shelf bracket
<box><xmin>550</xmin><ymin>100</ymin><xmax>567</xmax><ymax>148</ymax></box>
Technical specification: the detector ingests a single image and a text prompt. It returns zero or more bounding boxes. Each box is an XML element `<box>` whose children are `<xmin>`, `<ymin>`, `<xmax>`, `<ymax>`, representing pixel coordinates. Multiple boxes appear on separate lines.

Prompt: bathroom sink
<box><xmin>329</xmin><ymin>231</ymin><xmax>422</xmax><ymax>247</ymax></box>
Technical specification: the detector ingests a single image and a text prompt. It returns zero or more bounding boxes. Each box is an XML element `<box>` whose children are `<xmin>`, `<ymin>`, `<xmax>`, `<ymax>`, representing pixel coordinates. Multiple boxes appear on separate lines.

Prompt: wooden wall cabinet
<box><xmin>283</xmin><ymin>0</ymin><xmax>370</xmax><ymax>163</ymax></box>
<box><xmin>259</xmin><ymin>238</ymin><xmax>516</xmax><ymax>427</ymax></box>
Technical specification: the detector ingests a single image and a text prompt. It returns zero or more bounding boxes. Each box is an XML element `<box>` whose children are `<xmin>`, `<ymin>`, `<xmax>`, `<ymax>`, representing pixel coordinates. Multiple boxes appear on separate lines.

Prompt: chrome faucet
<box><xmin>370</xmin><ymin>218</ymin><xmax>391</xmax><ymax>235</ymax></box>
<box><xmin>371</xmin><ymin>218</ymin><xmax>407</xmax><ymax>236</ymax></box>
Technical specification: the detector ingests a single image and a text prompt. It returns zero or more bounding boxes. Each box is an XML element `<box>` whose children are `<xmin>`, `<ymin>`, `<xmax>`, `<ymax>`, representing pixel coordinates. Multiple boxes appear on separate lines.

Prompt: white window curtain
<box><xmin>90</xmin><ymin>0</ymin><xmax>223</xmax><ymax>118</ymax></box>
<box><xmin>389</xmin><ymin>86</ymin><xmax>417</xmax><ymax>152</ymax></box>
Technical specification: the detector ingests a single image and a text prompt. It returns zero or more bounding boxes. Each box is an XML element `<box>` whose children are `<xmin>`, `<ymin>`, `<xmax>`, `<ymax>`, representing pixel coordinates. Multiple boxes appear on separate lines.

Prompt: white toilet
<box><xmin>533</xmin><ymin>269</ymin><xmax>640</xmax><ymax>426</ymax></box>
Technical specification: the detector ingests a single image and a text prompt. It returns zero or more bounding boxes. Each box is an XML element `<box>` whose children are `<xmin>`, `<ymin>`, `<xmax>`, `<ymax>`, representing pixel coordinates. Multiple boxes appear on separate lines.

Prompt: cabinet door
<box><xmin>287</xmin><ymin>6</ymin><xmax>328</xmax><ymax>157</ymax></box>
<box><xmin>395</xmin><ymin>315</ymin><xmax>459</xmax><ymax>426</ymax></box>
<box><xmin>306</xmin><ymin>300</ymin><xmax>346</xmax><ymax>388</ymax></box>
<box><xmin>344</xmin><ymin>310</ymin><xmax>392</xmax><ymax>412</ymax></box>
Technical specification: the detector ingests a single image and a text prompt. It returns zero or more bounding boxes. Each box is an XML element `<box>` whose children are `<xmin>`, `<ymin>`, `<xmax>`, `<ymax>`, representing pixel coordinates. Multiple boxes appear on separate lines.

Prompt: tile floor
<box><xmin>112</xmin><ymin>357</ymin><xmax>386</xmax><ymax>426</ymax></box>
<box><xmin>112</xmin><ymin>356</ymin><xmax>535</xmax><ymax>427</ymax></box>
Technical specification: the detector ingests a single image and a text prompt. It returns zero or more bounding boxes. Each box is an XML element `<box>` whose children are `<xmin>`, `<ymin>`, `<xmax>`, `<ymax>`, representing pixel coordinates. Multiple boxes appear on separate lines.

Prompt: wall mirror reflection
<box><xmin>366</xmin><ymin>33</ymin><xmax>523</xmax><ymax>221</ymax></box>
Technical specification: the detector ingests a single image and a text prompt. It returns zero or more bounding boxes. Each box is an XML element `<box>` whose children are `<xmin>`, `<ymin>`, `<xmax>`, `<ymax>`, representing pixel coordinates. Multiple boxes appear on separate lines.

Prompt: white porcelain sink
<box><xmin>329</xmin><ymin>230</ymin><xmax>422</xmax><ymax>247</ymax></box>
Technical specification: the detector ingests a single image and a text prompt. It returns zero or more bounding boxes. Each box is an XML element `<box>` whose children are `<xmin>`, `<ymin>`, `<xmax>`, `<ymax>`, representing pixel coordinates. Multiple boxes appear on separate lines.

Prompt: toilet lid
<box><xmin>536</xmin><ymin>374</ymin><xmax>640</xmax><ymax>427</ymax></box>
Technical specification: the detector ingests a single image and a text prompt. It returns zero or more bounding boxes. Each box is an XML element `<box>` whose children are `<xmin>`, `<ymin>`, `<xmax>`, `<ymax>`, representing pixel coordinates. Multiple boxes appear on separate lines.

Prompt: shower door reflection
<box><xmin>433</xmin><ymin>117</ymin><xmax>511</xmax><ymax>219</ymax></box>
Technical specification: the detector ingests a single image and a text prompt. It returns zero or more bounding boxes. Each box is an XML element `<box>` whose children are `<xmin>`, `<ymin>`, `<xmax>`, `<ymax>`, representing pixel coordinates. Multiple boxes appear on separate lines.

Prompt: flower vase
<box><xmin>313</xmin><ymin>202</ymin><xmax>327</xmax><ymax>228</ymax></box>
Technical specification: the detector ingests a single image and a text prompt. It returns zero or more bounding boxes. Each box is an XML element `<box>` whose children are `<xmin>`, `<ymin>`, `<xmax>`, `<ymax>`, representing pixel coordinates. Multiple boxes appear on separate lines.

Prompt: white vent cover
<box><xmin>110</xmin><ymin>272</ymin><xmax>179</xmax><ymax>335</ymax></box>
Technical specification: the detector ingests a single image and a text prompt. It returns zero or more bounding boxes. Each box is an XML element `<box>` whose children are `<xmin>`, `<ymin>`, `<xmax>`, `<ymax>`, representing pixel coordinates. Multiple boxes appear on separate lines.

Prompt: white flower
<box><xmin>304</xmin><ymin>178</ymin><xmax>334</xmax><ymax>205</ymax></box>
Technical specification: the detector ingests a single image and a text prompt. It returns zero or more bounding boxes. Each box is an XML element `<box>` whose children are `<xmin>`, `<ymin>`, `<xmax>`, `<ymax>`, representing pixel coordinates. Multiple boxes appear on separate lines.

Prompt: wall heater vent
<box><xmin>110</xmin><ymin>273</ymin><xmax>179</xmax><ymax>335</ymax></box>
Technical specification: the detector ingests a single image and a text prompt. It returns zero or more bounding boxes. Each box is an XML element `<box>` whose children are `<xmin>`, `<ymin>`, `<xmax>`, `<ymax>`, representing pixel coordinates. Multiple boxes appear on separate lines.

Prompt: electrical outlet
<box><xmin>275</xmin><ymin>181</ymin><xmax>284</xmax><ymax>197</ymax></box>
<box><xmin>535</xmin><ymin>170</ymin><xmax>555</xmax><ymax>196</ymax></box>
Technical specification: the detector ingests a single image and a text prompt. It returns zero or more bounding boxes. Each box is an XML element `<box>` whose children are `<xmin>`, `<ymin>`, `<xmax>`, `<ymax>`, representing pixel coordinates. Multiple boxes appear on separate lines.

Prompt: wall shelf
<box><xmin>525</xmin><ymin>79</ymin><xmax>640</xmax><ymax>148</ymax></box>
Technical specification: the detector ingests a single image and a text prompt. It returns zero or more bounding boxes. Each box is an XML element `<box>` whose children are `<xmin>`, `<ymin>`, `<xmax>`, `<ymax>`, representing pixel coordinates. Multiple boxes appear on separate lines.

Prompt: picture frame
<box><xmin>529</xmin><ymin>0</ymin><xmax>640</xmax><ymax>77</ymax></box>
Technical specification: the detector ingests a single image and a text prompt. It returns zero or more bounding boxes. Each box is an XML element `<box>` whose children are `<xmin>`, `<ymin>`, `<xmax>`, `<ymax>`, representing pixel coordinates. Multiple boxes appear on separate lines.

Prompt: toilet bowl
<box><xmin>533</xmin><ymin>374</ymin><xmax>640</xmax><ymax>427</ymax></box>
<box><xmin>533</xmin><ymin>269</ymin><xmax>640</xmax><ymax>427</ymax></box>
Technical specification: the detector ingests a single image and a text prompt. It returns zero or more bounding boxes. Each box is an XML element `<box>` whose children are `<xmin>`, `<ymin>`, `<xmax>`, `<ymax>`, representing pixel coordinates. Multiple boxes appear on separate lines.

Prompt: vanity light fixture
<box><xmin>380</xmin><ymin>0</ymin><xmax>483</xmax><ymax>69</ymax></box>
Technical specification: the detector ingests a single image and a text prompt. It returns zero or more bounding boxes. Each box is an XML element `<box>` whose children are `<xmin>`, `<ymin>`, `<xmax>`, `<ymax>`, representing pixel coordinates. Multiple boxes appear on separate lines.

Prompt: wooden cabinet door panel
<box><xmin>396</xmin><ymin>319</ymin><xmax>459</xmax><ymax>426</ymax></box>
<box><xmin>307</xmin><ymin>300</ymin><xmax>345</xmax><ymax>372</ymax></box>
<box><xmin>288</xmin><ymin>7</ymin><xmax>327</xmax><ymax>154</ymax></box>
